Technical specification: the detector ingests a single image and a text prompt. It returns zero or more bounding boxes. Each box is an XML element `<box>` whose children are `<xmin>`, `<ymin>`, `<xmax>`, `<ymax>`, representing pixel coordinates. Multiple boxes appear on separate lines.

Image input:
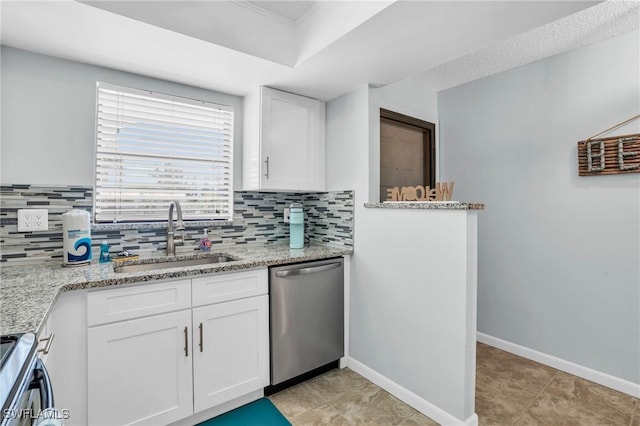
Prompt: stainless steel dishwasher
<box><xmin>269</xmin><ymin>257</ymin><xmax>344</xmax><ymax>386</ymax></box>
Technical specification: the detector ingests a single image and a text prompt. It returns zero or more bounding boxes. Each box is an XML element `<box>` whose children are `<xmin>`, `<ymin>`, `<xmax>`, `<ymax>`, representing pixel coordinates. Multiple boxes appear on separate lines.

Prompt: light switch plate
<box><xmin>18</xmin><ymin>209</ymin><xmax>49</xmax><ymax>232</ymax></box>
<box><xmin>283</xmin><ymin>208</ymin><xmax>290</xmax><ymax>223</ymax></box>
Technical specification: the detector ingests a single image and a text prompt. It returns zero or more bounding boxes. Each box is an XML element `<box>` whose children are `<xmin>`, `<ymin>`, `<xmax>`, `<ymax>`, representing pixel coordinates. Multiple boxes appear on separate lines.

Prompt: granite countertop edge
<box><xmin>364</xmin><ymin>202</ymin><xmax>485</xmax><ymax>210</ymax></box>
<box><xmin>0</xmin><ymin>243</ymin><xmax>353</xmax><ymax>336</ymax></box>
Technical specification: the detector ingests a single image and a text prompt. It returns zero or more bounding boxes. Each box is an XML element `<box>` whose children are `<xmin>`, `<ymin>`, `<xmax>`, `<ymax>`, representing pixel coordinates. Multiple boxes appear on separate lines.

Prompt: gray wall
<box><xmin>1</xmin><ymin>46</ymin><xmax>243</xmax><ymax>187</ymax></box>
<box><xmin>439</xmin><ymin>30</ymin><xmax>640</xmax><ymax>384</ymax></box>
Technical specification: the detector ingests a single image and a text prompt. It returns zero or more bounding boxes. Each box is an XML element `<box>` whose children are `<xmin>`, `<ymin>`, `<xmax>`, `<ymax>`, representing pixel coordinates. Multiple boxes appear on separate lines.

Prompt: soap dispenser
<box><xmin>289</xmin><ymin>203</ymin><xmax>304</xmax><ymax>249</ymax></box>
<box><xmin>199</xmin><ymin>228</ymin><xmax>212</xmax><ymax>251</ymax></box>
<box><xmin>99</xmin><ymin>241</ymin><xmax>111</xmax><ymax>263</ymax></box>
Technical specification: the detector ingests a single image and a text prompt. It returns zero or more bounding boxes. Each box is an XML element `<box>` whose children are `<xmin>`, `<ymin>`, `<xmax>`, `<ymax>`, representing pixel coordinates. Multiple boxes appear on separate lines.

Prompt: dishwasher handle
<box><xmin>275</xmin><ymin>261</ymin><xmax>341</xmax><ymax>277</ymax></box>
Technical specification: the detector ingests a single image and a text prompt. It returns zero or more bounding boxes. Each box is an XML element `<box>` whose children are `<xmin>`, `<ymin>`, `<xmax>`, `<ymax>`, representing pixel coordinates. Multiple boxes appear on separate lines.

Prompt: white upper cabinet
<box><xmin>243</xmin><ymin>87</ymin><xmax>325</xmax><ymax>191</ymax></box>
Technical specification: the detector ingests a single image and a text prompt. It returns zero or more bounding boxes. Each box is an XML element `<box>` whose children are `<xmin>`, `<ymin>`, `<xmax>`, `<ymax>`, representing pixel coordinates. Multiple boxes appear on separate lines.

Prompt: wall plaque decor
<box><xmin>578</xmin><ymin>115</ymin><xmax>640</xmax><ymax>176</ymax></box>
<box><xmin>578</xmin><ymin>134</ymin><xmax>640</xmax><ymax>176</ymax></box>
<box><xmin>386</xmin><ymin>182</ymin><xmax>454</xmax><ymax>201</ymax></box>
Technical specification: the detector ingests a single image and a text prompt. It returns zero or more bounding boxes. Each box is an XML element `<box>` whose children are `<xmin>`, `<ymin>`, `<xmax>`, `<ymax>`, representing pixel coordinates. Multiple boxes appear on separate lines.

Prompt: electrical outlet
<box><xmin>284</xmin><ymin>208</ymin><xmax>290</xmax><ymax>223</ymax></box>
<box><xmin>33</xmin><ymin>210</ymin><xmax>47</xmax><ymax>230</ymax></box>
<box><xmin>17</xmin><ymin>209</ymin><xmax>49</xmax><ymax>232</ymax></box>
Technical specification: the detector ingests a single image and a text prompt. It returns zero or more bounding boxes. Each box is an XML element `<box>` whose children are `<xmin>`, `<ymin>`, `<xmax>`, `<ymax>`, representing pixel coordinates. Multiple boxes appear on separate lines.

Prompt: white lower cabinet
<box><xmin>41</xmin><ymin>290</ymin><xmax>87</xmax><ymax>426</ymax></box>
<box><xmin>88</xmin><ymin>310</ymin><xmax>193</xmax><ymax>426</ymax></box>
<box><xmin>192</xmin><ymin>295</ymin><xmax>269</xmax><ymax>412</ymax></box>
<box><xmin>86</xmin><ymin>269</ymin><xmax>269</xmax><ymax>426</ymax></box>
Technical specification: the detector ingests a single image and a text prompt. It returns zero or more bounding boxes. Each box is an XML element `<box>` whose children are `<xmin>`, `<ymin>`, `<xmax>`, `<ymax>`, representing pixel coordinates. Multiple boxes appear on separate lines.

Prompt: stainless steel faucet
<box><xmin>167</xmin><ymin>200</ymin><xmax>185</xmax><ymax>255</ymax></box>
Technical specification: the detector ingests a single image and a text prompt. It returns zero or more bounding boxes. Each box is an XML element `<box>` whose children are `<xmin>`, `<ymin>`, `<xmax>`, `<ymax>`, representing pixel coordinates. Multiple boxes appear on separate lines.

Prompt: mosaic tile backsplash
<box><xmin>0</xmin><ymin>184</ymin><xmax>354</xmax><ymax>264</ymax></box>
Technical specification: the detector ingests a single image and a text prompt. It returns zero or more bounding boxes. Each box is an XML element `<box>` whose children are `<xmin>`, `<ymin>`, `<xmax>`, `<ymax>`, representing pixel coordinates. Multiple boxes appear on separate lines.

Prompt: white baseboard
<box><xmin>347</xmin><ymin>357</ymin><xmax>478</xmax><ymax>426</ymax></box>
<box><xmin>477</xmin><ymin>332</ymin><xmax>640</xmax><ymax>398</ymax></box>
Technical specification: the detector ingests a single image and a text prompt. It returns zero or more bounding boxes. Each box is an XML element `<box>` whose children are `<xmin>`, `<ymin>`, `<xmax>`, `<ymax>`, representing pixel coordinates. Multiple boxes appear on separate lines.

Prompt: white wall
<box><xmin>375</xmin><ymin>74</ymin><xmax>439</xmax><ymax>121</ymax></box>
<box><xmin>326</xmin><ymin>85</ymin><xmax>370</xmax><ymax>195</ymax></box>
<box><xmin>327</xmin><ymin>81</ymin><xmax>478</xmax><ymax>423</ymax></box>
<box><xmin>0</xmin><ymin>46</ymin><xmax>243</xmax><ymax>186</ymax></box>
<box><xmin>439</xmin><ymin>30</ymin><xmax>640</xmax><ymax>385</ymax></box>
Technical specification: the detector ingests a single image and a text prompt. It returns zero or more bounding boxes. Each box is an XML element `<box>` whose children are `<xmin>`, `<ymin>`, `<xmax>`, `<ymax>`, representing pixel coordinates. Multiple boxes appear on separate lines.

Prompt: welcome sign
<box><xmin>386</xmin><ymin>182</ymin><xmax>455</xmax><ymax>201</ymax></box>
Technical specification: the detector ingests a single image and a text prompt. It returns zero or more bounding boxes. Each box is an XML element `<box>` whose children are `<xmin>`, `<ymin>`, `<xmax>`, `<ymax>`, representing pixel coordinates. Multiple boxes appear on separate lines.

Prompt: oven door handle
<box><xmin>29</xmin><ymin>358</ymin><xmax>54</xmax><ymax>410</ymax></box>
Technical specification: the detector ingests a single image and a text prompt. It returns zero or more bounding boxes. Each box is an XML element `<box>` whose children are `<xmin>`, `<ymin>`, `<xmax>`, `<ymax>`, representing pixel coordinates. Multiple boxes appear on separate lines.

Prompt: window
<box><xmin>379</xmin><ymin>108</ymin><xmax>435</xmax><ymax>202</ymax></box>
<box><xmin>94</xmin><ymin>82</ymin><xmax>234</xmax><ymax>223</ymax></box>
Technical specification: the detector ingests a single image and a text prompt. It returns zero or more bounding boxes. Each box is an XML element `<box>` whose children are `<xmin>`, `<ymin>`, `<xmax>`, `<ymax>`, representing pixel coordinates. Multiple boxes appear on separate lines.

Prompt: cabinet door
<box><xmin>41</xmin><ymin>290</ymin><xmax>88</xmax><ymax>426</ymax></box>
<box><xmin>88</xmin><ymin>310</ymin><xmax>193</xmax><ymax>426</ymax></box>
<box><xmin>192</xmin><ymin>295</ymin><xmax>269</xmax><ymax>413</ymax></box>
<box><xmin>261</xmin><ymin>87</ymin><xmax>325</xmax><ymax>191</ymax></box>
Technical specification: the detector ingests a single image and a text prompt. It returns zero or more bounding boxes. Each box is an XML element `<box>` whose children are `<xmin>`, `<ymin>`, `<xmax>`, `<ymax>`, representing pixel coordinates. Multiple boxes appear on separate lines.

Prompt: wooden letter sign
<box><xmin>578</xmin><ymin>134</ymin><xmax>640</xmax><ymax>176</ymax></box>
<box><xmin>386</xmin><ymin>182</ymin><xmax>455</xmax><ymax>201</ymax></box>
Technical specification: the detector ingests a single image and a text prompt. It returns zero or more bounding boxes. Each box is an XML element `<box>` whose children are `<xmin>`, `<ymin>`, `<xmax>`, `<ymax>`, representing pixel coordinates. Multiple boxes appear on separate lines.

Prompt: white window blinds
<box><xmin>94</xmin><ymin>82</ymin><xmax>234</xmax><ymax>223</ymax></box>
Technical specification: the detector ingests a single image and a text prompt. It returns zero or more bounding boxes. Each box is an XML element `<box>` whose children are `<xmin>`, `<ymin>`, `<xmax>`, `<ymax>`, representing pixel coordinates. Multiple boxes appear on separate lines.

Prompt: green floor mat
<box><xmin>196</xmin><ymin>398</ymin><xmax>291</xmax><ymax>426</ymax></box>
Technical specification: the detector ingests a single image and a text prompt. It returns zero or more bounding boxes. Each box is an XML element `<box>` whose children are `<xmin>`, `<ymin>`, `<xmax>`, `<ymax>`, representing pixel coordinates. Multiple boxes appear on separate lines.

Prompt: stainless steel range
<box><xmin>1</xmin><ymin>333</ymin><xmax>59</xmax><ymax>426</ymax></box>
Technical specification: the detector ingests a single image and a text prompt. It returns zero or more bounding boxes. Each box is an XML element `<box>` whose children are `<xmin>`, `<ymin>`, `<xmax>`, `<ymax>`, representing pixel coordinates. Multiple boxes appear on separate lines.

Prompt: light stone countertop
<box><xmin>365</xmin><ymin>201</ymin><xmax>485</xmax><ymax>210</ymax></box>
<box><xmin>0</xmin><ymin>243</ymin><xmax>352</xmax><ymax>335</ymax></box>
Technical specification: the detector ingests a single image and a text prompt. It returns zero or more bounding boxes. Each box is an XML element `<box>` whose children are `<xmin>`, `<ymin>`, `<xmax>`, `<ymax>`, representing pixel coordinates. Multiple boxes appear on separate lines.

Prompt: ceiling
<box><xmin>1</xmin><ymin>1</ymin><xmax>638</xmax><ymax>101</ymax></box>
<box><xmin>242</xmin><ymin>1</ymin><xmax>316</xmax><ymax>22</ymax></box>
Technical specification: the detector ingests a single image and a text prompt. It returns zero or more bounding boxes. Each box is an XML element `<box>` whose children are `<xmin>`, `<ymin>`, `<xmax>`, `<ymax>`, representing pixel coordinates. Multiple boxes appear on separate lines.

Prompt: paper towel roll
<box><xmin>62</xmin><ymin>209</ymin><xmax>92</xmax><ymax>266</ymax></box>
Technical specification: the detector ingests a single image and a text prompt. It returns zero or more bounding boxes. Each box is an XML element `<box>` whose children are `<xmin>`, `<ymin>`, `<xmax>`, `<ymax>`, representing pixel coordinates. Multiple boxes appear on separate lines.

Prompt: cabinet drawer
<box><xmin>87</xmin><ymin>280</ymin><xmax>191</xmax><ymax>326</ymax></box>
<box><xmin>192</xmin><ymin>269</ymin><xmax>267</xmax><ymax>307</ymax></box>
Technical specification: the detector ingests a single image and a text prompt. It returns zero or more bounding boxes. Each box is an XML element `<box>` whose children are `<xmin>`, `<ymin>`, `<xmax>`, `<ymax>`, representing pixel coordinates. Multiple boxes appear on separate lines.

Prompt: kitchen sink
<box><xmin>113</xmin><ymin>255</ymin><xmax>237</xmax><ymax>273</ymax></box>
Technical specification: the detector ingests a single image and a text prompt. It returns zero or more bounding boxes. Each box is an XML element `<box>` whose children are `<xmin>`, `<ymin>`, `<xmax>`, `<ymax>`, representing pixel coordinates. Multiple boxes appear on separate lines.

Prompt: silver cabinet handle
<box><xmin>38</xmin><ymin>332</ymin><xmax>55</xmax><ymax>355</ymax></box>
<box><xmin>264</xmin><ymin>156</ymin><xmax>270</xmax><ymax>179</ymax></box>
<box><xmin>275</xmin><ymin>262</ymin><xmax>341</xmax><ymax>277</ymax></box>
<box><xmin>199</xmin><ymin>322</ymin><xmax>203</xmax><ymax>353</ymax></box>
<box><xmin>184</xmin><ymin>326</ymin><xmax>189</xmax><ymax>357</ymax></box>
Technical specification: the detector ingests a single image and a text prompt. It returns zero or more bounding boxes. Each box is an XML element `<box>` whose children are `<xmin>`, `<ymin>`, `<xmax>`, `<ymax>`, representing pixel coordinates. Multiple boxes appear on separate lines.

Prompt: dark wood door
<box><xmin>380</xmin><ymin>115</ymin><xmax>433</xmax><ymax>201</ymax></box>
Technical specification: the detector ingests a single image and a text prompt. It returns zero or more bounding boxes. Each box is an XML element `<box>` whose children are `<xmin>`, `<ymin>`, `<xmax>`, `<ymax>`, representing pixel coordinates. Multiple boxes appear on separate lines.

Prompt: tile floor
<box><xmin>475</xmin><ymin>342</ymin><xmax>639</xmax><ymax>426</ymax></box>
<box><xmin>269</xmin><ymin>342</ymin><xmax>640</xmax><ymax>425</ymax></box>
<box><xmin>269</xmin><ymin>367</ymin><xmax>438</xmax><ymax>425</ymax></box>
